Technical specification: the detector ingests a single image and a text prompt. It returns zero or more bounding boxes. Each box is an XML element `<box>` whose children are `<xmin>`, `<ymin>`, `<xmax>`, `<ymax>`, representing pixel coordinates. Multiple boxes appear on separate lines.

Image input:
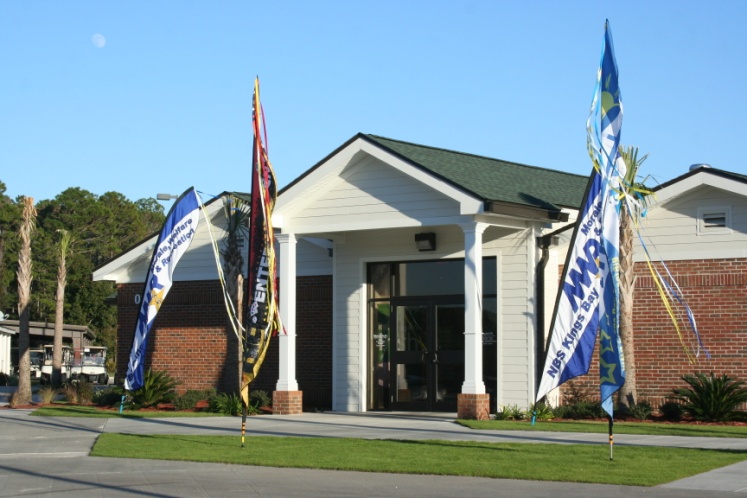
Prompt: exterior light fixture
<box><xmin>156</xmin><ymin>193</ymin><xmax>179</xmax><ymax>201</ymax></box>
<box><xmin>415</xmin><ymin>232</ymin><xmax>436</xmax><ymax>252</ymax></box>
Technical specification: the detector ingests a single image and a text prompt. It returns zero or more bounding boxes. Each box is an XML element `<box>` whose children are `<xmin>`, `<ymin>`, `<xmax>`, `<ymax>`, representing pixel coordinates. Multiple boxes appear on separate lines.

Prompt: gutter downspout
<box><xmin>535</xmin><ymin>223</ymin><xmax>576</xmax><ymax>395</ymax></box>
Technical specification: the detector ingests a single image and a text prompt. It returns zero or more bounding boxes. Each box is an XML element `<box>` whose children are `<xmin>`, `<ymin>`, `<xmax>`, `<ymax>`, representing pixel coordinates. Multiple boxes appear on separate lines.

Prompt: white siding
<box><xmin>635</xmin><ymin>186</ymin><xmax>747</xmax><ymax>261</ymax></box>
<box><xmin>283</xmin><ymin>155</ymin><xmax>463</xmax><ymax>234</ymax></box>
<box><xmin>484</xmin><ymin>227</ymin><xmax>537</xmax><ymax>408</ymax></box>
<box><xmin>93</xmin><ymin>198</ymin><xmax>328</xmax><ymax>284</ymax></box>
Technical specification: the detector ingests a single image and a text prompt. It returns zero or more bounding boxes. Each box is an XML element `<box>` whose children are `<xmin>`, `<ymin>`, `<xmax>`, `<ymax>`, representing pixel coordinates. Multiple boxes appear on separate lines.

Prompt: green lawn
<box><xmin>457</xmin><ymin>419</ymin><xmax>747</xmax><ymax>438</ymax></box>
<box><xmin>92</xmin><ymin>434</ymin><xmax>747</xmax><ymax>487</ymax></box>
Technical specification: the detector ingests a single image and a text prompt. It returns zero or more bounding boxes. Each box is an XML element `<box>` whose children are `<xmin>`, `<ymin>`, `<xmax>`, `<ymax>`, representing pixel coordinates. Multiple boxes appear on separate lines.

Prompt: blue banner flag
<box><xmin>124</xmin><ymin>187</ymin><xmax>201</xmax><ymax>391</ymax></box>
<box><xmin>537</xmin><ymin>20</ymin><xmax>626</xmax><ymax>417</ymax></box>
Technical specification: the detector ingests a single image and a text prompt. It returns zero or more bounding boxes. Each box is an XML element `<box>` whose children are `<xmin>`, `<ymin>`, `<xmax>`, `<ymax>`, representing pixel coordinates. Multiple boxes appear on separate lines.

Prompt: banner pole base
<box><xmin>241</xmin><ymin>405</ymin><xmax>247</xmax><ymax>449</ymax></box>
<box><xmin>608</xmin><ymin>415</ymin><xmax>614</xmax><ymax>461</ymax></box>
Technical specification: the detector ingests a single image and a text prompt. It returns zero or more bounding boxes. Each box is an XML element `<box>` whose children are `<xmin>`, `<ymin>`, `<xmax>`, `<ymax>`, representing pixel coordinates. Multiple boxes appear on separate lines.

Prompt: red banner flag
<box><xmin>241</xmin><ymin>77</ymin><xmax>281</xmax><ymax>408</ymax></box>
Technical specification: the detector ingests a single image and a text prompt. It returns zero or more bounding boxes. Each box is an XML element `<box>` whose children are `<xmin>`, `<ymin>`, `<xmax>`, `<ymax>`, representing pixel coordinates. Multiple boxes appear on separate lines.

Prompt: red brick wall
<box><xmin>562</xmin><ymin>258</ymin><xmax>747</xmax><ymax>408</ymax></box>
<box><xmin>249</xmin><ymin>275</ymin><xmax>333</xmax><ymax>410</ymax></box>
<box><xmin>117</xmin><ymin>276</ymin><xmax>333</xmax><ymax>408</ymax></box>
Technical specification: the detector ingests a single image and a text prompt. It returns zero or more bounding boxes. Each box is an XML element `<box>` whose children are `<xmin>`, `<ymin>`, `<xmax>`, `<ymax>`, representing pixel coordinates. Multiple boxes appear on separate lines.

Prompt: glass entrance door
<box><xmin>390</xmin><ymin>299</ymin><xmax>464</xmax><ymax>411</ymax></box>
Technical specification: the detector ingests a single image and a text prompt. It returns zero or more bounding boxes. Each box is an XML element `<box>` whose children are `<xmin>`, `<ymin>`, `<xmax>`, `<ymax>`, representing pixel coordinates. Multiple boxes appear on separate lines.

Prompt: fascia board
<box><xmin>92</xmin><ymin>193</ymin><xmax>226</xmax><ymax>282</ymax></box>
<box><xmin>273</xmin><ymin>137</ymin><xmax>484</xmax><ymax>228</ymax></box>
<box><xmin>652</xmin><ymin>172</ymin><xmax>747</xmax><ymax>208</ymax></box>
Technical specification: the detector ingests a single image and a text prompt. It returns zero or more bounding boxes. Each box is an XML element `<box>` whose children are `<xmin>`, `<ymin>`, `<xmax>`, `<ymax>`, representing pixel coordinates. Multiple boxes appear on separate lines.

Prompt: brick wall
<box><xmin>563</xmin><ymin>258</ymin><xmax>747</xmax><ymax>408</ymax></box>
<box><xmin>117</xmin><ymin>275</ymin><xmax>333</xmax><ymax>408</ymax></box>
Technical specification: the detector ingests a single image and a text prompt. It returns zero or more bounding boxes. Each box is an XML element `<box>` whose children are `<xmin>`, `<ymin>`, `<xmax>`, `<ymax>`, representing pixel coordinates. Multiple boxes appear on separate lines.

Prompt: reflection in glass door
<box><xmin>390</xmin><ymin>299</ymin><xmax>464</xmax><ymax>411</ymax></box>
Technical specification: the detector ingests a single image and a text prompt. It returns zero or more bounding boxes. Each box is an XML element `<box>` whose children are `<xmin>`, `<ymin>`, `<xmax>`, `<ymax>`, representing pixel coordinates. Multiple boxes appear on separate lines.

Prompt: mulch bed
<box><xmin>1</xmin><ymin>399</ymin><xmax>274</xmax><ymax>415</ymax></box>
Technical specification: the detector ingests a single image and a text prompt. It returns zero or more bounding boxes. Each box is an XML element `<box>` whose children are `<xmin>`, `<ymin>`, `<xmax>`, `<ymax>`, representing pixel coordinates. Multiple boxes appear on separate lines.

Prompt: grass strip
<box><xmin>30</xmin><ymin>405</ymin><xmax>224</xmax><ymax>418</ymax></box>
<box><xmin>457</xmin><ymin>419</ymin><xmax>747</xmax><ymax>438</ymax></box>
<box><xmin>92</xmin><ymin>434</ymin><xmax>746</xmax><ymax>487</ymax></box>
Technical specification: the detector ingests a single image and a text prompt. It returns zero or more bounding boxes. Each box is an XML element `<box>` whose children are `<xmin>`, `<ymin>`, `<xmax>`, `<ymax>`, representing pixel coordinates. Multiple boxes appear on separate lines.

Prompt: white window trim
<box><xmin>696</xmin><ymin>205</ymin><xmax>732</xmax><ymax>235</ymax></box>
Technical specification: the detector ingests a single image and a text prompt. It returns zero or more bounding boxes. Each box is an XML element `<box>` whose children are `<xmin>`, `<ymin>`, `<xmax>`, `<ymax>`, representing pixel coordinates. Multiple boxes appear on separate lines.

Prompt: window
<box><xmin>697</xmin><ymin>206</ymin><xmax>731</xmax><ymax>235</ymax></box>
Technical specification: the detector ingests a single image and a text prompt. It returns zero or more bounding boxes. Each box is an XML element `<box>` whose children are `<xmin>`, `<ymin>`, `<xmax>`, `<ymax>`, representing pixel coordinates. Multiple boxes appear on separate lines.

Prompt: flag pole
<box><xmin>608</xmin><ymin>414</ymin><xmax>614</xmax><ymax>461</ymax></box>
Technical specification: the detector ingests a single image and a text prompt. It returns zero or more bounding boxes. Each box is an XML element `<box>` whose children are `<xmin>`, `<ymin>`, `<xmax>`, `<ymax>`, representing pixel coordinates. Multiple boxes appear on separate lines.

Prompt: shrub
<box><xmin>495</xmin><ymin>404</ymin><xmax>525</xmax><ymax>420</ymax></box>
<box><xmin>126</xmin><ymin>369</ymin><xmax>178</xmax><ymax>410</ymax></box>
<box><xmin>659</xmin><ymin>401</ymin><xmax>683</xmax><ymax>422</ymax></box>
<box><xmin>626</xmin><ymin>400</ymin><xmax>653</xmax><ymax>421</ymax></box>
<box><xmin>528</xmin><ymin>401</ymin><xmax>554</xmax><ymax>421</ymax></box>
<box><xmin>38</xmin><ymin>385</ymin><xmax>57</xmax><ymax>404</ymax></box>
<box><xmin>61</xmin><ymin>383</ymin><xmax>79</xmax><ymax>404</ymax></box>
<box><xmin>207</xmin><ymin>392</ymin><xmax>243</xmax><ymax>416</ymax></box>
<box><xmin>553</xmin><ymin>401</ymin><xmax>604</xmax><ymax>420</ymax></box>
<box><xmin>562</xmin><ymin>381</ymin><xmax>594</xmax><ymax>405</ymax></box>
<box><xmin>2</xmin><ymin>373</ymin><xmax>19</xmax><ymax>386</ymax></box>
<box><xmin>174</xmin><ymin>389</ymin><xmax>216</xmax><ymax>411</ymax></box>
<box><xmin>93</xmin><ymin>387</ymin><xmax>124</xmax><ymax>407</ymax></box>
<box><xmin>250</xmin><ymin>389</ymin><xmax>272</xmax><ymax>408</ymax></box>
<box><xmin>76</xmin><ymin>380</ymin><xmax>95</xmax><ymax>405</ymax></box>
<box><xmin>672</xmin><ymin>372</ymin><xmax>747</xmax><ymax>422</ymax></box>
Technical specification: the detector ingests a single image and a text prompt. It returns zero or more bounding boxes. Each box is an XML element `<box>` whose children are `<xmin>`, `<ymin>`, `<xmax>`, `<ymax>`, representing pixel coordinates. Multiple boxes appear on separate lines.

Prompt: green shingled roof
<box><xmin>364</xmin><ymin>135</ymin><xmax>588</xmax><ymax>211</ymax></box>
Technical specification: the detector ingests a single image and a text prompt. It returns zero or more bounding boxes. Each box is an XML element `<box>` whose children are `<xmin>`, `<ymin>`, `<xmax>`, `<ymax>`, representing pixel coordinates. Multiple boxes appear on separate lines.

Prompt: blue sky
<box><xmin>1</xmin><ymin>1</ymin><xmax>745</xmax><ymax>204</ymax></box>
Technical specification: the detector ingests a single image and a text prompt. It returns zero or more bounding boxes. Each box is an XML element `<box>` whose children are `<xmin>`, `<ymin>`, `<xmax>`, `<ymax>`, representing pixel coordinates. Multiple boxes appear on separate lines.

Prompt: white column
<box><xmin>275</xmin><ymin>233</ymin><xmax>298</xmax><ymax>391</ymax></box>
<box><xmin>462</xmin><ymin>222</ymin><xmax>488</xmax><ymax>394</ymax></box>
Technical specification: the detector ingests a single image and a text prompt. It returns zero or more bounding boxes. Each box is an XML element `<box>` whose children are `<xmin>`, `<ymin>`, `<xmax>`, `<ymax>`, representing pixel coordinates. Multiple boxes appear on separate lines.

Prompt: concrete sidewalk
<box><xmin>0</xmin><ymin>405</ymin><xmax>745</xmax><ymax>496</ymax></box>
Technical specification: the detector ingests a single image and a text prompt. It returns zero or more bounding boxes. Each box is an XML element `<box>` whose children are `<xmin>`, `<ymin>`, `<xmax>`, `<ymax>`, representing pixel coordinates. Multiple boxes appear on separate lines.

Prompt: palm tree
<box><xmin>618</xmin><ymin>146</ymin><xmax>650</xmax><ymax>408</ymax></box>
<box><xmin>221</xmin><ymin>195</ymin><xmax>250</xmax><ymax>393</ymax></box>
<box><xmin>12</xmin><ymin>197</ymin><xmax>36</xmax><ymax>406</ymax></box>
<box><xmin>52</xmin><ymin>229</ymin><xmax>72</xmax><ymax>388</ymax></box>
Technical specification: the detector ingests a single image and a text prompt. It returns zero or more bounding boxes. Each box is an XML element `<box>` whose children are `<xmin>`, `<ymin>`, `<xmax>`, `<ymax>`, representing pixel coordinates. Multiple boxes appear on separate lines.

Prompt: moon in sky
<box><xmin>91</xmin><ymin>34</ymin><xmax>106</xmax><ymax>48</ymax></box>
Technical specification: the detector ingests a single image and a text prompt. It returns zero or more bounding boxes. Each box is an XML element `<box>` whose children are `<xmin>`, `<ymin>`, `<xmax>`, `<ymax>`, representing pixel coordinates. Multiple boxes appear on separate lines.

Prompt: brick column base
<box><xmin>457</xmin><ymin>393</ymin><xmax>490</xmax><ymax>420</ymax></box>
<box><xmin>272</xmin><ymin>390</ymin><xmax>303</xmax><ymax>415</ymax></box>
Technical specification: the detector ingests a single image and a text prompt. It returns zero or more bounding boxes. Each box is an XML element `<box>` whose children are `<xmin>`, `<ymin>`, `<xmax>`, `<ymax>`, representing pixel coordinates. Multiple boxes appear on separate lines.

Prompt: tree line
<box><xmin>0</xmin><ymin>180</ymin><xmax>166</xmax><ymax>363</ymax></box>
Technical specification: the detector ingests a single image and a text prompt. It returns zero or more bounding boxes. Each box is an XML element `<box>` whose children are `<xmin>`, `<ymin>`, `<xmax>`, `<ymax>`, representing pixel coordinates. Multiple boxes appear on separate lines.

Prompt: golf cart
<box><xmin>29</xmin><ymin>349</ymin><xmax>44</xmax><ymax>380</ymax></box>
<box><xmin>72</xmin><ymin>346</ymin><xmax>109</xmax><ymax>384</ymax></box>
<box><xmin>40</xmin><ymin>345</ymin><xmax>73</xmax><ymax>384</ymax></box>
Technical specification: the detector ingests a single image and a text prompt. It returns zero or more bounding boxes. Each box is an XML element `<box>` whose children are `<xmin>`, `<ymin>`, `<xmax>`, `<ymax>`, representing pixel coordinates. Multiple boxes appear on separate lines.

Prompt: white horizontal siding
<box><xmin>635</xmin><ymin>186</ymin><xmax>747</xmax><ymax>261</ymax></box>
<box><xmin>286</xmin><ymin>156</ymin><xmax>462</xmax><ymax>233</ymax></box>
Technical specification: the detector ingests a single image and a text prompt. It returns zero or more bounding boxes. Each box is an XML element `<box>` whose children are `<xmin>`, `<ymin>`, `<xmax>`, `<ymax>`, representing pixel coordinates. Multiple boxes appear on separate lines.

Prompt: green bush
<box><xmin>174</xmin><ymin>389</ymin><xmax>216</xmax><ymax>411</ymax></box>
<box><xmin>207</xmin><ymin>392</ymin><xmax>243</xmax><ymax>416</ymax></box>
<box><xmin>528</xmin><ymin>401</ymin><xmax>554</xmax><ymax>421</ymax></box>
<box><xmin>553</xmin><ymin>401</ymin><xmax>605</xmax><ymax>420</ymax></box>
<box><xmin>126</xmin><ymin>369</ymin><xmax>178</xmax><ymax>410</ymax></box>
<box><xmin>76</xmin><ymin>380</ymin><xmax>95</xmax><ymax>405</ymax></box>
<box><xmin>659</xmin><ymin>401</ymin><xmax>683</xmax><ymax>422</ymax></box>
<box><xmin>672</xmin><ymin>372</ymin><xmax>747</xmax><ymax>422</ymax></box>
<box><xmin>250</xmin><ymin>389</ymin><xmax>272</xmax><ymax>408</ymax></box>
<box><xmin>495</xmin><ymin>404</ymin><xmax>525</xmax><ymax>420</ymax></box>
<box><xmin>626</xmin><ymin>400</ymin><xmax>653</xmax><ymax>421</ymax></box>
<box><xmin>93</xmin><ymin>387</ymin><xmax>124</xmax><ymax>407</ymax></box>
<box><xmin>3</xmin><ymin>373</ymin><xmax>19</xmax><ymax>386</ymax></box>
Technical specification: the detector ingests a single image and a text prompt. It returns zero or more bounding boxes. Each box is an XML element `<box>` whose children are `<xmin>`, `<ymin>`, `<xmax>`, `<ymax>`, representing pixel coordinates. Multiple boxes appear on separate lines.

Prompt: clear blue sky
<box><xmin>1</xmin><ymin>1</ymin><xmax>745</xmax><ymax>204</ymax></box>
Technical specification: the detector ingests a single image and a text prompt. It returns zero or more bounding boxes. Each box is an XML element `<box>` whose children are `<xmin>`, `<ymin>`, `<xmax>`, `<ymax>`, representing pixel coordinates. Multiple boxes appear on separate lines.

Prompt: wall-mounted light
<box><xmin>414</xmin><ymin>232</ymin><xmax>436</xmax><ymax>252</ymax></box>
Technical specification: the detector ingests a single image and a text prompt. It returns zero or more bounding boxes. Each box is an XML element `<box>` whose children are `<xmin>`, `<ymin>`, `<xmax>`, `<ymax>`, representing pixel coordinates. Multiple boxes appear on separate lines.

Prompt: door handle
<box><xmin>432</xmin><ymin>352</ymin><xmax>438</xmax><ymax>364</ymax></box>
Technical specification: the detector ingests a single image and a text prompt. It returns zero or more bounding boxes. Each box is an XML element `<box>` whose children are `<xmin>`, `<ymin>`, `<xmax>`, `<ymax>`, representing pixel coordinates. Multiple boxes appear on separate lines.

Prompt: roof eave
<box><xmin>485</xmin><ymin>201</ymin><xmax>569</xmax><ymax>222</ymax></box>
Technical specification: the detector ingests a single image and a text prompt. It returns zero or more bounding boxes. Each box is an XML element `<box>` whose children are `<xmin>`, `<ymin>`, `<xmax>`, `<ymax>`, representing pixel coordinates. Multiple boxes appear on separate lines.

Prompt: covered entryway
<box><xmin>367</xmin><ymin>258</ymin><xmax>497</xmax><ymax>413</ymax></box>
<box><xmin>389</xmin><ymin>297</ymin><xmax>464</xmax><ymax>411</ymax></box>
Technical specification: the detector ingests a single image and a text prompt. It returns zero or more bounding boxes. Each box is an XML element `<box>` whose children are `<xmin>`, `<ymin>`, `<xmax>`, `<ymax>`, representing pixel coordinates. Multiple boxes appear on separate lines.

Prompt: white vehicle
<box><xmin>40</xmin><ymin>345</ymin><xmax>73</xmax><ymax>384</ymax></box>
<box><xmin>72</xmin><ymin>346</ymin><xmax>109</xmax><ymax>385</ymax></box>
<box><xmin>29</xmin><ymin>349</ymin><xmax>44</xmax><ymax>379</ymax></box>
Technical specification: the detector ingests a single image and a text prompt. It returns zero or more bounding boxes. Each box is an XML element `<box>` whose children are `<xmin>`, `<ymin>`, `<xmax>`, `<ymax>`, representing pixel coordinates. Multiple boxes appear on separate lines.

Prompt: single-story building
<box><xmin>1</xmin><ymin>319</ymin><xmax>96</xmax><ymax>370</ymax></box>
<box><xmin>0</xmin><ymin>323</ymin><xmax>15</xmax><ymax>376</ymax></box>
<box><xmin>93</xmin><ymin>134</ymin><xmax>747</xmax><ymax>418</ymax></box>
